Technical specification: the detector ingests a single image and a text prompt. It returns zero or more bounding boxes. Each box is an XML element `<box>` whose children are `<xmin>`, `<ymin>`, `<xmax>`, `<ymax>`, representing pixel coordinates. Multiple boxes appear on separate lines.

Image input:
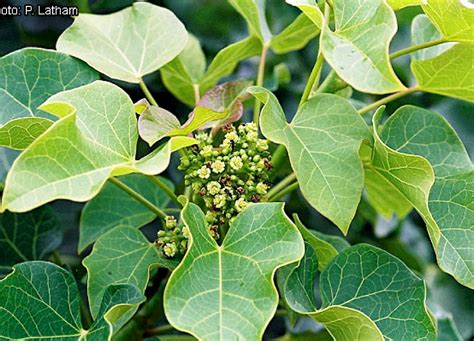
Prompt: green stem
<box><xmin>145</xmin><ymin>324</ymin><xmax>174</xmax><ymax>337</ymax></box>
<box><xmin>146</xmin><ymin>175</ymin><xmax>181</xmax><ymax>207</ymax></box>
<box><xmin>139</xmin><ymin>79</ymin><xmax>158</xmax><ymax>106</ymax></box>
<box><xmin>275</xmin><ymin>309</ymin><xmax>288</xmax><ymax>317</ymax></box>
<box><xmin>267</xmin><ymin>173</ymin><xmax>297</xmax><ymax>199</ymax></box>
<box><xmin>109</xmin><ymin>177</ymin><xmax>167</xmax><ymax>219</ymax></box>
<box><xmin>299</xmin><ymin>50</ymin><xmax>325</xmax><ymax>109</ymax></box>
<box><xmin>316</xmin><ymin>70</ymin><xmax>347</xmax><ymax>94</ymax></box>
<box><xmin>390</xmin><ymin>38</ymin><xmax>447</xmax><ymax>60</ymax></box>
<box><xmin>269</xmin><ymin>182</ymin><xmax>299</xmax><ymax>201</ymax></box>
<box><xmin>193</xmin><ymin>83</ymin><xmax>201</xmax><ymax>105</ymax></box>
<box><xmin>270</xmin><ymin>145</ymin><xmax>287</xmax><ymax>180</ymax></box>
<box><xmin>357</xmin><ymin>86</ymin><xmax>419</xmax><ymax>116</ymax></box>
<box><xmin>253</xmin><ymin>44</ymin><xmax>269</xmax><ymax>125</ymax></box>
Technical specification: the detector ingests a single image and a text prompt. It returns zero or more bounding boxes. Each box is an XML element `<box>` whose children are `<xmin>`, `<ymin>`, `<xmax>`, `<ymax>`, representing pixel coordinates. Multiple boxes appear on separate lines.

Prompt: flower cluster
<box><xmin>178</xmin><ymin>123</ymin><xmax>272</xmax><ymax>239</ymax></box>
<box><xmin>156</xmin><ymin>216</ymin><xmax>189</xmax><ymax>258</ymax></box>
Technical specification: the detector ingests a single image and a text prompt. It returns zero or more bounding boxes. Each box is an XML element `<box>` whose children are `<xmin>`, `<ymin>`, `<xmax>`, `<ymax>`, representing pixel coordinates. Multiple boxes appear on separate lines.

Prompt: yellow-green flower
<box><xmin>197</xmin><ymin>166</ymin><xmax>211</xmax><ymax>179</ymax></box>
<box><xmin>182</xmin><ymin>226</ymin><xmax>190</xmax><ymax>239</ymax></box>
<box><xmin>200</xmin><ymin>145</ymin><xmax>213</xmax><ymax>157</ymax></box>
<box><xmin>211</xmin><ymin>160</ymin><xmax>225</xmax><ymax>173</ymax></box>
<box><xmin>246</xmin><ymin>130</ymin><xmax>258</xmax><ymax>142</ymax></box>
<box><xmin>165</xmin><ymin>216</ymin><xmax>177</xmax><ymax>228</ymax></box>
<box><xmin>256</xmin><ymin>182</ymin><xmax>268</xmax><ymax>195</ymax></box>
<box><xmin>256</xmin><ymin>139</ymin><xmax>268</xmax><ymax>151</ymax></box>
<box><xmin>163</xmin><ymin>242</ymin><xmax>178</xmax><ymax>257</ymax></box>
<box><xmin>225</xmin><ymin>131</ymin><xmax>239</xmax><ymax>141</ymax></box>
<box><xmin>235</xmin><ymin>198</ymin><xmax>248</xmax><ymax>212</ymax></box>
<box><xmin>213</xmin><ymin>194</ymin><xmax>227</xmax><ymax>208</ymax></box>
<box><xmin>230</xmin><ymin>156</ymin><xmax>243</xmax><ymax>170</ymax></box>
<box><xmin>207</xmin><ymin>181</ymin><xmax>221</xmax><ymax>195</ymax></box>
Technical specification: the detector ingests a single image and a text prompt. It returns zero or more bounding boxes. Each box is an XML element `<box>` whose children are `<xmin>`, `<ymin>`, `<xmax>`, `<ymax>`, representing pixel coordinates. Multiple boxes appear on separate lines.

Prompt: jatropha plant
<box><xmin>0</xmin><ymin>0</ymin><xmax>472</xmax><ymax>340</ymax></box>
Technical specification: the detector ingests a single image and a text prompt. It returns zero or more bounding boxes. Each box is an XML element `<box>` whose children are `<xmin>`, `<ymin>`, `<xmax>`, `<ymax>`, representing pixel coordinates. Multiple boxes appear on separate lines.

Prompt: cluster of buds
<box><xmin>156</xmin><ymin>216</ymin><xmax>190</xmax><ymax>258</ymax></box>
<box><xmin>178</xmin><ymin>122</ymin><xmax>272</xmax><ymax>239</ymax></box>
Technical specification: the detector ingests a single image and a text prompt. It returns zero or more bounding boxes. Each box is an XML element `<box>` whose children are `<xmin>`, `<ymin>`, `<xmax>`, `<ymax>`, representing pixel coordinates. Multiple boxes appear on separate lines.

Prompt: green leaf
<box><xmin>0</xmin><ymin>47</ymin><xmax>99</xmax><ymax>124</ymax></box>
<box><xmin>369</xmin><ymin>106</ymin><xmax>474</xmax><ymax>288</ymax></box>
<box><xmin>0</xmin><ymin>261</ymin><xmax>144</xmax><ymax>340</ymax></box>
<box><xmin>0</xmin><ymin>117</ymin><xmax>53</xmax><ymax>150</ymax></box>
<box><xmin>56</xmin><ymin>3</ymin><xmax>188</xmax><ymax>83</ymax></box>
<box><xmin>321</xmin><ymin>0</ymin><xmax>405</xmax><ymax>94</ymax></box>
<box><xmin>84</xmin><ymin>225</ymin><xmax>177</xmax><ymax>320</ymax></box>
<box><xmin>1</xmin><ymin>81</ymin><xmax>196</xmax><ymax>212</ymax></box>
<box><xmin>164</xmin><ymin>201</ymin><xmax>304</xmax><ymax>340</ymax></box>
<box><xmin>387</xmin><ymin>0</ymin><xmax>425</xmax><ymax>10</ymax></box>
<box><xmin>412</xmin><ymin>44</ymin><xmax>474</xmax><ymax>102</ymax></box>
<box><xmin>161</xmin><ymin>35</ymin><xmax>260</xmax><ymax>106</ymax></box>
<box><xmin>79</xmin><ymin>174</ymin><xmax>173</xmax><ymax>252</ymax></box>
<box><xmin>137</xmin><ymin>105</ymin><xmax>182</xmax><ymax>146</ymax></box>
<box><xmin>160</xmin><ymin>35</ymin><xmax>206</xmax><ymax>106</ymax></box>
<box><xmin>0</xmin><ymin>206</ymin><xmax>61</xmax><ymax>272</ymax></box>
<box><xmin>411</xmin><ymin>14</ymin><xmax>455</xmax><ymax>61</ymax></box>
<box><xmin>229</xmin><ymin>0</ymin><xmax>272</xmax><ymax>44</ymax></box>
<box><xmin>281</xmin><ymin>244</ymin><xmax>436</xmax><ymax>340</ymax></box>
<box><xmin>422</xmin><ymin>0</ymin><xmax>474</xmax><ymax>42</ymax></box>
<box><xmin>293</xmin><ymin>214</ymin><xmax>349</xmax><ymax>271</ymax></box>
<box><xmin>270</xmin><ymin>14</ymin><xmax>319</xmax><ymax>54</ymax></box>
<box><xmin>286</xmin><ymin>0</ymin><xmax>324</xmax><ymax>30</ymax></box>
<box><xmin>250</xmin><ymin>87</ymin><xmax>372</xmax><ymax>234</ymax></box>
<box><xmin>200</xmin><ymin>36</ymin><xmax>261</xmax><ymax>93</ymax></box>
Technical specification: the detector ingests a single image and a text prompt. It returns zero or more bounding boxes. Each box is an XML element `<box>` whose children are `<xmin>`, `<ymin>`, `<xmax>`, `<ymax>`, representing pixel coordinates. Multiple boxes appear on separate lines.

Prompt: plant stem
<box><xmin>267</xmin><ymin>173</ymin><xmax>297</xmax><ymax>199</ymax></box>
<box><xmin>269</xmin><ymin>182</ymin><xmax>299</xmax><ymax>201</ymax></box>
<box><xmin>139</xmin><ymin>79</ymin><xmax>158</xmax><ymax>106</ymax></box>
<box><xmin>357</xmin><ymin>86</ymin><xmax>419</xmax><ymax>116</ymax></box>
<box><xmin>109</xmin><ymin>177</ymin><xmax>167</xmax><ymax>219</ymax></box>
<box><xmin>275</xmin><ymin>309</ymin><xmax>288</xmax><ymax>317</ymax></box>
<box><xmin>145</xmin><ymin>324</ymin><xmax>174</xmax><ymax>337</ymax></box>
<box><xmin>270</xmin><ymin>145</ymin><xmax>287</xmax><ymax>180</ymax></box>
<box><xmin>390</xmin><ymin>38</ymin><xmax>447</xmax><ymax>60</ymax></box>
<box><xmin>253</xmin><ymin>44</ymin><xmax>269</xmax><ymax>125</ymax></box>
<box><xmin>193</xmin><ymin>83</ymin><xmax>201</xmax><ymax>105</ymax></box>
<box><xmin>299</xmin><ymin>50</ymin><xmax>325</xmax><ymax>109</ymax></box>
<box><xmin>146</xmin><ymin>175</ymin><xmax>181</xmax><ymax>207</ymax></box>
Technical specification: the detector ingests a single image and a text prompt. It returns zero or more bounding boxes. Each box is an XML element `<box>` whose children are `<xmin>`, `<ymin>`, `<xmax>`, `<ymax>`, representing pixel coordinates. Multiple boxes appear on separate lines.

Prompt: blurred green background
<box><xmin>1</xmin><ymin>0</ymin><xmax>472</xmax><ymax>339</ymax></box>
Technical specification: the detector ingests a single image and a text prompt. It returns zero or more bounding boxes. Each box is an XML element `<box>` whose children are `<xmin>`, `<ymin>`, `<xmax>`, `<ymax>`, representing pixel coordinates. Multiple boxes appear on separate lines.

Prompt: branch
<box><xmin>253</xmin><ymin>44</ymin><xmax>269</xmax><ymax>125</ymax></box>
<box><xmin>357</xmin><ymin>87</ymin><xmax>419</xmax><ymax>116</ymax></box>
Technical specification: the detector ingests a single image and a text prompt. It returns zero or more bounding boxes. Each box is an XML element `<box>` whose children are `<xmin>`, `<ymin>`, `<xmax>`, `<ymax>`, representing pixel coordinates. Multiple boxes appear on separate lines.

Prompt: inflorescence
<box><xmin>156</xmin><ymin>122</ymin><xmax>272</xmax><ymax>257</ymax></box>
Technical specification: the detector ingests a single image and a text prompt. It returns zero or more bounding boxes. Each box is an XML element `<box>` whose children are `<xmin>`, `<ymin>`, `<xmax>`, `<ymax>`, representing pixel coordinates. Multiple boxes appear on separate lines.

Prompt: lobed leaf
<box><xmin>422</xmin><ymin>0</ymin><xmax>474</xmax><ymax>42</ymax></box>
<box><xmin>79</xmin><ymin>174</ymin><xmax>173</xmax><ymax>252</ymax></box>
<box><xmin>412</xmin><ymin>43</ymin><xmax>474</xmax><ymax>102</ymax></box>
<box><xmin>0</xmin><ymin>261</ymin><xmax>144</xmax><ymax>340</ymax></box>
<box><xmin>0</xmin><ymin>206</ymin><xmax>62</xmax><ymax>272</ymax></box>
<box><xmin>56</xmin><ymin>3</ymin><xmax>188</xmax><ymax>83</ymax></box>
<box><xmin>280</xmin><ymin>244</ymin><xmax>436</xmax><ymax>340</ymax></box>
<box><xmin>84</xmin><ymin>225</ymin><xmax>177</xmax><ymax>320</ymax></box>
<box><xmin>250</xmin><ymin>87</ymin><xmax>372</xmax><ymax>234</ymax></box>
<box><xmin>0</xmin><ymin>47</ymin><xmax>99</xmax><ymax>124</ymax></box>
<box><xmin>164</xmin><ymin>201</ymin><xmax>304</xmax><ymax>340</ymax></box>
<box><xmin>1</xmin><ymin>81</ymin><xmax>195</xmax><ymax>212</ymax></box>
<box><xmin>0</xmin><ymin>117</ymin><xmax>53</xmax><ymax>150</ymax></box>
<box><xmin>369</xmin><ymin>106</ymin><xmax>474</xmax><ymax>288</ymax></box>
<box><xmin>321</xmin><ymin>0</ymin><xmax>405</xmax><ymax>94</ymax></box>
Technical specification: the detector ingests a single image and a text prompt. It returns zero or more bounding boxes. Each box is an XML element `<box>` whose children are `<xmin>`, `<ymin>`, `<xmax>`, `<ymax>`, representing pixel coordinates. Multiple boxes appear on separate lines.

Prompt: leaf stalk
<box><xmin>267</xmin><ymin>172</ymin><xmax>297</xmax><ymax>199</ymax></box>
<box><xmin>269</xmin><ymin>182</ymin><xmax>299</xmax><ymax>202</ymax></box>
<box><xmin>146</xmin><ymin>175</ymin><xmax>181</xmax><ymax>207</ymax></box>
<box><xmin>253</xmin><ymin>44</ymin><xmax>269</xmax><ymax>125</ymax></box>
<box><xmin>109</xmin><ymin>177</ymin><xmax>167</xmax><ymax>219</ymax></box>
<box><xmin>139</xmin><ymin>79</ymin><xmax>159</xmax><ymax>106</ymax></box>
<box><xmin>357</xmin><ymin>86</ymin><xmax>419</xmax><ymax>116</ymax></box>
<box><xmin>390</xmin><ymin>38</ymin><xmax>447</xmax><ymax>60</ymax></box>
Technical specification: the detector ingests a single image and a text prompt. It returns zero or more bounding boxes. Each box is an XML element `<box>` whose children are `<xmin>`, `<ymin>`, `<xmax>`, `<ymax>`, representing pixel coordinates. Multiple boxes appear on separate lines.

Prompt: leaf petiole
<box><xmin>390</xmin><ymin>38</ymin><xmax>447</xmax><ymax>60</ymax></box>
<box><xmin>357</xmin><ymin>86</ymin><xmax>419</xmax><ymax>116</ymax></box>
<box><xmin>146</xmin><ymin>175</ymin><xmax>181</xmax><ymax>207</ymax></box>
<box><xmin>267</xmin><ymin>172</ymin><xmax>297</xmax><ymax>199</ymax></box>
<box><xmin>269</xmin><ymin>182</ymin><xmax>299</xmax><ymax>202</ymax></box>
<box><xmin>109</xmin><ymin>177</ymin><xmax>167</xmax><ymax>219</ymax></box>
<box><xmin>253</xmin><ymin>44</ymin><xmax>269</xmax><ymax>125</ymax></box>
<box><xmin>139</xmin><ymin>79</ymin><xmax>159</xmax><ymax>106</ymax></box>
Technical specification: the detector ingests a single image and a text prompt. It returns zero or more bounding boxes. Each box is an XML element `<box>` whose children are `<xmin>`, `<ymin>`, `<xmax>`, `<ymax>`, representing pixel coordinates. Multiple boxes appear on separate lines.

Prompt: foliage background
<box><xmin>1</xmin><ymin>0</ymin><xmax>472</xmax><ymax>339</ymax></box>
